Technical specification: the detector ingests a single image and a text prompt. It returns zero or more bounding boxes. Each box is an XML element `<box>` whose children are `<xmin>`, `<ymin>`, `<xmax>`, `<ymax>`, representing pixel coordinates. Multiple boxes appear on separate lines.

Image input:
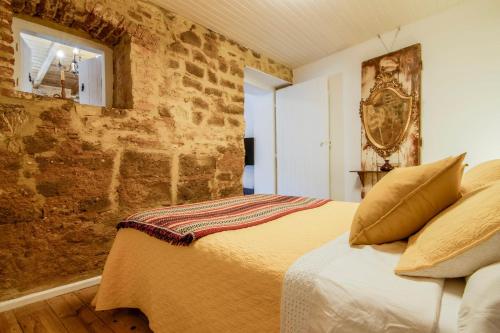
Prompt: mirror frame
<box><xmin>359</xmin><ymin>73</ymin><xmax>416</xmax><ymax>159</ymax></box>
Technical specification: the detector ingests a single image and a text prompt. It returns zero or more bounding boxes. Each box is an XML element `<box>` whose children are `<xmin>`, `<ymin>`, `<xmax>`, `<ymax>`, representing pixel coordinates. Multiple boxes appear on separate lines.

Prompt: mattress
<box><xmin>94</xmin><ymin>201</ymin><xmax>358</xmax><ymax>333</ymax></box>
<box><xmin>437</xmin><ymin>278</ymin><xmax>466</xmax><ymax>333</ymax></box>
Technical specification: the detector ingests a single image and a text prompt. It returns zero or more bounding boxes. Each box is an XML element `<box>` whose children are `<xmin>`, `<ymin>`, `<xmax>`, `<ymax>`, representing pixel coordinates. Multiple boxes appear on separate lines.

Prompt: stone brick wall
<box><xmin>0</xmin><ymin>0</ymin><xmax>292</xmax><ymax>301</ymax></box>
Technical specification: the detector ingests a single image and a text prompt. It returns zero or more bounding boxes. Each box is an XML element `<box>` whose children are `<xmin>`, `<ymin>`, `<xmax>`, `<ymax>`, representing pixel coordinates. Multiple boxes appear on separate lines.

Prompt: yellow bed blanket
<box><xmin>94</xmin><ymin>201</ymin><xmax>358</xmax><ymax>333</ymax></box>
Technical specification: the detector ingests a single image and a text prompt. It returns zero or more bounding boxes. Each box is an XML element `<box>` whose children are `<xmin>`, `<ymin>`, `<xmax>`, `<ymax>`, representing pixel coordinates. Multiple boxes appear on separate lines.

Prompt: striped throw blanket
<box><xmin>117</xmin><ymin>194</ymin><xmax>330</xmax><ymax>245</ymax></box>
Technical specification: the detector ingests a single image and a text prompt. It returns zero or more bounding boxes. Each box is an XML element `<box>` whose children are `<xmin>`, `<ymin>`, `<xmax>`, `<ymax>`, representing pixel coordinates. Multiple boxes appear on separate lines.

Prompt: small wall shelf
<box><xmin>350</xmin><ymin>170</ymin><xmax>390</xmax><ymax>198</ymax></box>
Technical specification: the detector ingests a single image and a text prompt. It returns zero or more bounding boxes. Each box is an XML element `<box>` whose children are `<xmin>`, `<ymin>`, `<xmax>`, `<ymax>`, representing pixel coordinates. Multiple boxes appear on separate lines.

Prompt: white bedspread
<box><xmin>281</xmin><ymin>233</ymin><xmax>445</xmax><ymax>333</ymax></box>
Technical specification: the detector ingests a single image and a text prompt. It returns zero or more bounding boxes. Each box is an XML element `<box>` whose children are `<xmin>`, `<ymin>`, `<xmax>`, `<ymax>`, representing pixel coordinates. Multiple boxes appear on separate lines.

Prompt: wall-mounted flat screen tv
<box><xmin>244</xmin><ymin>137</ymin><xmax>254</xmax><ymax>165</ymax></box>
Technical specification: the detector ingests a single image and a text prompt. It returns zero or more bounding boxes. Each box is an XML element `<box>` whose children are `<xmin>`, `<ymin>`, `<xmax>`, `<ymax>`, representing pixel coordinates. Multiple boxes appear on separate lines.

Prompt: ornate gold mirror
<box><xmin>360</xmin><ymin>73</ymin><xmax>416</xmax><ymax>171</ymax></box>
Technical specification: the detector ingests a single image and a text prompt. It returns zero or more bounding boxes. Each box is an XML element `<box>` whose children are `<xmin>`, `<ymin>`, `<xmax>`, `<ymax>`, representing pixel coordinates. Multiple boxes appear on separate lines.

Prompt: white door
<box><xmin>19</xmin><ymin>37</ymin><xmax>32</xmax><ymax>93</ymax></box>
<box><xmin>79</xmin><ymin>57</ymin><xmax>103</xmax><ymax>106</ymax></box>
<box><xmin>276</xmin><ymin>78</ymin><xmax>330</xmax><ymax>199</ymax></box>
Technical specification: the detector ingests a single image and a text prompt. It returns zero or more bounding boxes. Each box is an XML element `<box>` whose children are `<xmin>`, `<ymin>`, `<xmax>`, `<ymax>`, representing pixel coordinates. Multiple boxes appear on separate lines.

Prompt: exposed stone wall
<box><xmin>0</xmin><ymin>0</ymin><xmax>292</xmax><ymax>301</ymax></box>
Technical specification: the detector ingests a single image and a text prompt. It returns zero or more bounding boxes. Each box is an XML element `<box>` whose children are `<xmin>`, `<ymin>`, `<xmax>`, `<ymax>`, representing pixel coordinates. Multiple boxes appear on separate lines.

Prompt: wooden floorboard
<box><xmin>0</xmin><ymin>286</ymin><xmax>153</xmax><ymax>333</ymax></box>
<box><xmin>73</xmin><ymin>287</ymin><xmax>98</xmax><ymax>308</ymax></box>
<box><xmin>13</xmin><ymin>301</ymin><xmax>68</xmax><ymax>333</ymax></box>
<box><xmin>0</xmin><ymin>310</ymin><xmax>23</xmax><ymax>333</ymax></box>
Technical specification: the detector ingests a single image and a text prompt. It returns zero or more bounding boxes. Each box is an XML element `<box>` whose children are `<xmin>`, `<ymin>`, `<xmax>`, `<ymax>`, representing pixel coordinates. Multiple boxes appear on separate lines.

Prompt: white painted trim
<box><xmin>243</xmin><ymin>67</ymin><xmax>284</xmax><ymax>195</ymax></box>
<box><xmin>0</xmin><ymin>276</ymin><xmax>101</xmax><ymax>313</ymax></box>
<box><xmin>244</xmin><ymin>66</ymin><xmax>290</xmax><ymax>91</ymax></box>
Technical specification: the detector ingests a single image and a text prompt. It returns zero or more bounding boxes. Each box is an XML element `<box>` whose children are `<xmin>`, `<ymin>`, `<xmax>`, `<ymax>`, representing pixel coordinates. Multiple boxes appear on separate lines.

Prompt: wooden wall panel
<box><xmin>360</xmin><ymin>44</ymin><xmax>422</xmax><ymax>197</ymax></box>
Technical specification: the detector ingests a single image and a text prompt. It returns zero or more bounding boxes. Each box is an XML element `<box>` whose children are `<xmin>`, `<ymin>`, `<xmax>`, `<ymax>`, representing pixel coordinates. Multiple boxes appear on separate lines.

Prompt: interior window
<box><xmin>13</xmin><ymin>18</ymin><xmax>110</xmax><ymax>107</ymax></box>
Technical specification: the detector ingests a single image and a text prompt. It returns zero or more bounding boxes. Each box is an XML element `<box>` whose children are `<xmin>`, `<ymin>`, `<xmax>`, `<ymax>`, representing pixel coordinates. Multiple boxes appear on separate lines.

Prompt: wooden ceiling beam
<box><xmin>33</xmin><ymin>41</ymin><xmax>59</xmax><ymax>88</ymax></box>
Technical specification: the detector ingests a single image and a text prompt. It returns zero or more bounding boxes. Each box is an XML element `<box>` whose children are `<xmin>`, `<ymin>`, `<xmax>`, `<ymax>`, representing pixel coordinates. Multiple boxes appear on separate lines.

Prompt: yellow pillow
<box><xmin>396</xmin><ymin>181</ymin><xmax>500</xmax><ymax>278</ymax></box>
<box><xmin>461</xmin><ymin>159</ymin><xmax>500</xmax><ymax>194</ymax></box>
<box><xmin>349</xmin><ymin>154</ymin><xmax>465</xmax><ymax>245</ymax></box>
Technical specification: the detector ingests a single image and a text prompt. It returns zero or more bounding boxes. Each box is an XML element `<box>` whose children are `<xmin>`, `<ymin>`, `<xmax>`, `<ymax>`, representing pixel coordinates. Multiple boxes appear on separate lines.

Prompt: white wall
<box><xmin>294</xmin><ymin>0</ymin><xmax>500</xmax><ymax>202</ymax></box>
<box><xmin>244</xmin><ymin>99</ymin><xmax>254</xmax><ymax>138</ymax></box>
<box><xmin>244</xmin><ymin>86</ymin><xmax>276</xmax><ymax>194</ymax></box>
<box><xmin>243</xmin><ymin>165</ymin><xmax>254</xmax><ymax>190</ymax></box>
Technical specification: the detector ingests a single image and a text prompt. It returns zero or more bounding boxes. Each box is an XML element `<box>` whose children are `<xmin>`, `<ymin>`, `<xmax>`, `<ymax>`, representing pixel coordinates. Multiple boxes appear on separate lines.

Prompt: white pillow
<box><xmin>458</xmin><ymin>262</ymin><xmax>500</xmax><ymax>333</ymax></box>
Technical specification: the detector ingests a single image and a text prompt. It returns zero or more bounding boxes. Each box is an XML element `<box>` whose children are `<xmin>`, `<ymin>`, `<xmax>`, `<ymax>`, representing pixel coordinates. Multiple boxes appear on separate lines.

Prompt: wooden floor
<box><xmin>0</xmin><ymin>286</ymin><xmax>153</xmax><ymax>333</ymax></box>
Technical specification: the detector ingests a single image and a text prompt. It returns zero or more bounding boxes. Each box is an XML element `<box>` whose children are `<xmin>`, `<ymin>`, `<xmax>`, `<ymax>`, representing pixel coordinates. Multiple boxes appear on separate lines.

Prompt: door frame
<box><xmin>243</xmin><ymin>67</ymin><xmax>290</xmax><ymax>194</ymax></box>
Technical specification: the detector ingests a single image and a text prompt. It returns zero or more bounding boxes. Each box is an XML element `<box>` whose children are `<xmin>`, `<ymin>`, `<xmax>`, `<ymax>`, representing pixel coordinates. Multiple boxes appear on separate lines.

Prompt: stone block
<box><xmin>231</xmin><ymin>95</ymin><xmax>244</xmax><ymax>103</ymax></box>
<box><xmin>102</xmin><ymin>108</ymin><xmax>128</xmax><ymax>118</ymax></box>
<box><xmin>192</xmin><ymin>50</ymin><xmax>207</xmax><ymax>64</ymax></box>
<box><xmin>218</xmin><ymin>183</ymin><xmax>242</xmax><ymax>197</ymax></box>
<box><xmin>169</xmin><ymin>41</ymin><xmax>188</xmax><ymax>55</ymax></box>
<box><xmin>208</xmin><ymin>115</ymin><xmax>224</xmax><ymax>126</ymax></box>
<box><xmin>228</xmin><ymin>117</ymin><xmax>240</xmax><ymax>127</ymax></box>
<box><xmin>0</xmin><ymin>218</ymin><xmax>116</xmax><ymax>301</ymax></box>
<box><xmin>203</xmin><ymin>37</ymin><xmax>218</xmax><ymax>58</ymax></box>
<box><xmin>217</xmin><ymin>172</ymin><xmax>232</xmax><ymax>181</ymax></box>
<box><xmin>128</xmin><ymin>9</ymin><xmax>142</xmax><ymax>22</ymax></box>
<box><xmin>220</xmin><ymin>79</ymin><xmax>236</xmax><ymax>89</ymax></box>
<box><xmin>36</xmin><ymin>180</ymin><xmax>71</xmax><ymax>197</ymax></box>
<box><xmin>0</xmin><ymin>150</ymin><xmax>37</xmax><ymax>225</ymax></box>
<box><xmin>78</xmin><ymin>196</ymin><xmax>111</xmax><ymax>213</ymax></box>
<box><xmin>0</xmin><ymin>149</ymin><xmax>20</xmax><ymax>180</ymax></box>
<box><xmin>205</xmin><ymin>87</ymin><xmax>223</xmax><ymax>97</ymax></box>
<box><xmin>182</xmin><ymin>75</ymin><xmax>203</xmax><ymax>92</ymax></box>
<box><xmin>177</xmin><ymin>179</ymin><xmax>211</xmax><ymax>203</ymax></box>
<box><xmin>118</xmin><ymin>150</ymin><xmax>172</xmax><ymax>210</ymax></box>
<box><xmin>230</xmin><ymin>60</ymin><xmax>243</xmax><ymax>78</ymax></box>
<box><xmin>179</xmin><ymin>154</ymin><xmax>216</xmax><ymax>178</ymax></box>
<box><xmin>217</xmin><ymin>56</ymin><xmax>228</xmax><ymax>72</ymax></box>
<box><xmin>216</xmin><ymin>100</ymin><xmax>244</xmax><ymax>115</ymax></box>
<box><xmin>207</xmin><ymin>70</ymin><xmax>217</xmax><ymax>84</ymax></box>
<box><xmin>32</xmin><ymin>139</ymin><xmax>115</xmax><ymax>220</ymax></box>
<box><xmin>23</xmin><ymin>130</ymin><xmax>57</xmax><ymax>154</ymax></box>
<box><xmin>117</xmin><ymin>134</ymin><xmax>162</xmax><ymax>148</ymax></box>
<box><xmin>180</xmin><ymin>29</ymin><xmax>201</xmax><ymax>47</ymax></box>
<box><xmin>251</xmin><ymin>50</ymin><xmax>261</xmax><ymax>59</ymax></box>
<box><xmin>192</xmin><ymin>111</ymin><xmax>203</xmax><ymax>125</ymax></box>
<box><xmin>158</xmin><ymin>104</ymin><xmax>173</xmax><ymax>117</ymax></box>
<box><xmin>185</xmin><ymin>61</ymin><xmax>204</xmax><ymax>78</ymax></box>
<box><xmin>216</xmin><ymin>144</ymin><xmax>244</xmax><ymax>177</ymax></box>
<box><xmin>118</xmin><ymin>118</ymin><xmax>156</xmax><ymax>134</ymax></box>
<box><xmin>192</xmin><ymin>96</ymin><xmax>208</xmax><ymax>110</ymax></box>
<box><xmin>0</xmin><ymin>187</ymin><xmax>38</xmax><ymax>224</ymax></box>
<box><xmin>168</xmin><ymin>59</ymin><xmax>179</xmax><ymax>68</ymax></box>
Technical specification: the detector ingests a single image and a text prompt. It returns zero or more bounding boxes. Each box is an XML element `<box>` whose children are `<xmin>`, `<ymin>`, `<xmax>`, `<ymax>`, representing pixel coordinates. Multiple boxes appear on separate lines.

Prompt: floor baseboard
<box><xmin>0</xmin><ymin>276</ymin><xmax>101</xmax><ymax>313</ymax></box>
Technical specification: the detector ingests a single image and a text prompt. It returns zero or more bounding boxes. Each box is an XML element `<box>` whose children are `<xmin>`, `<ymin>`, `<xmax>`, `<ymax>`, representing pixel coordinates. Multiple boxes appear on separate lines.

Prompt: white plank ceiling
<box><xmin>155</xmin><ymin>0</ymin><xmax>465</xmax><ymax>68</ymax></box>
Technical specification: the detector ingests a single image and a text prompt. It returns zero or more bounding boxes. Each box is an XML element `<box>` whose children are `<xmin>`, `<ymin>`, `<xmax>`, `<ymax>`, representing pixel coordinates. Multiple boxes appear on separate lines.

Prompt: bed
<box><xmin>95</xmin><ymin>156</ymin><xmax>500</xmax><ymax>332</ymax></box>
<box><xmin>93</xmin><ymin>199</ymin><xmax>466</xmax><ymax>333</ymax></box>
<box><xmin>94</xmin><ymin>201</ymin><xmax>355</xmax><ymax>332</ymax></box>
